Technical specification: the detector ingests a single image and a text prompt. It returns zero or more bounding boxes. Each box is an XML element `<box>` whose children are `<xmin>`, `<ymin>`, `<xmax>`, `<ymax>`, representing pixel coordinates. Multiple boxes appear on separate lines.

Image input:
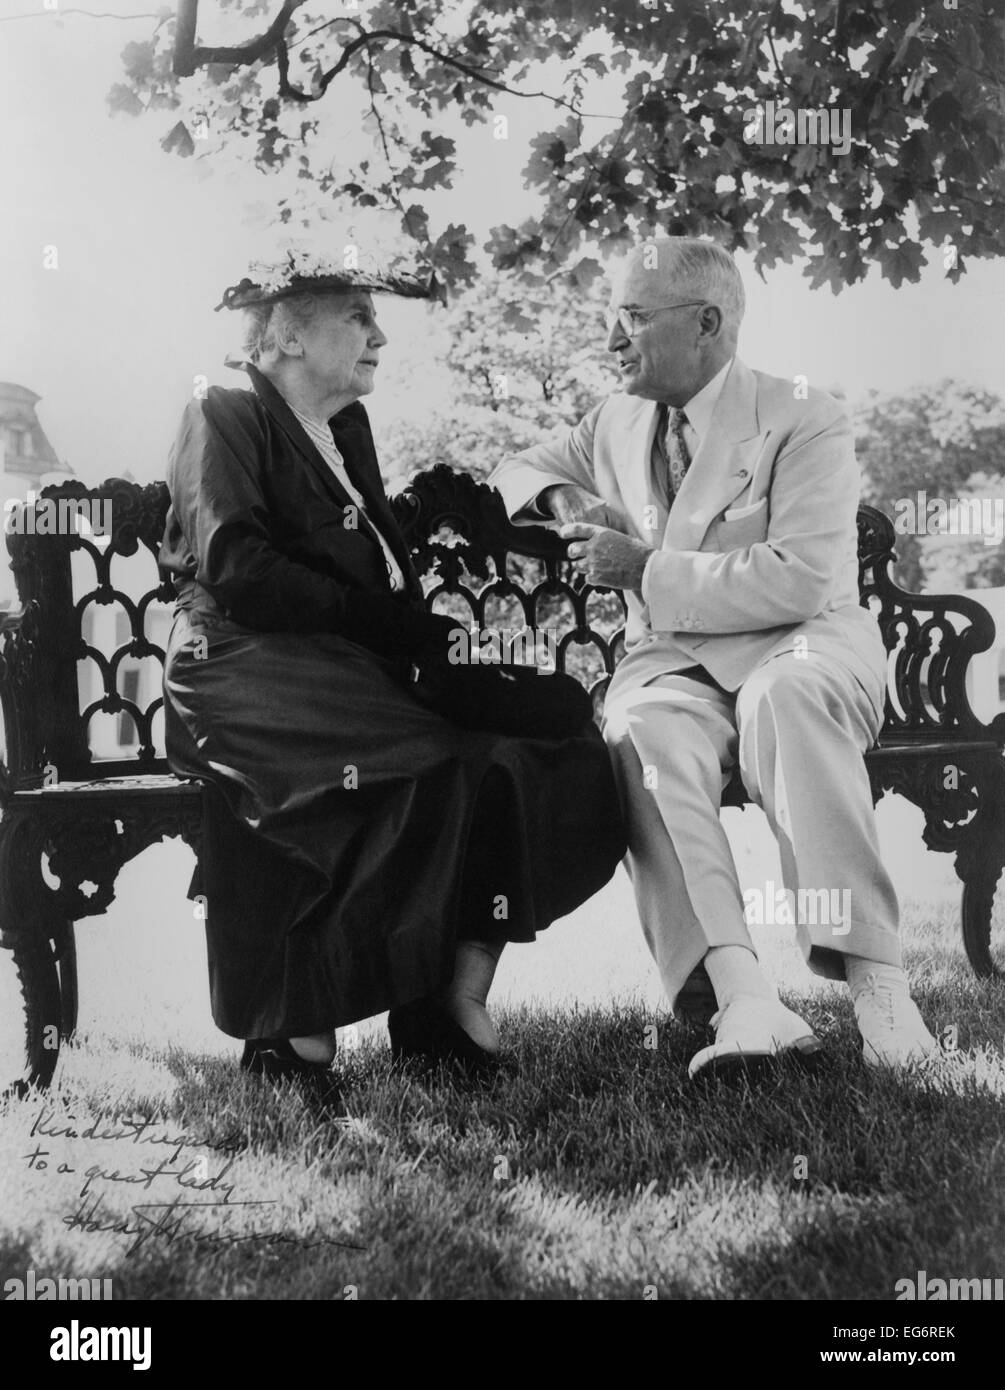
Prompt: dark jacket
<box><xmin>159</xmin><ymin>363</ymin><xmax>438</xmax><ymax>661</ymax></box>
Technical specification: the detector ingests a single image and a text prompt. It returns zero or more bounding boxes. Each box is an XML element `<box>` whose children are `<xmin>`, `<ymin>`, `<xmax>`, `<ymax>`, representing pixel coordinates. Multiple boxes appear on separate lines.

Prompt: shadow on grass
<box><xmin>4</xmin><ymin>967</ymin><xmax>1004</xmax><ymax>1299</ymax></box>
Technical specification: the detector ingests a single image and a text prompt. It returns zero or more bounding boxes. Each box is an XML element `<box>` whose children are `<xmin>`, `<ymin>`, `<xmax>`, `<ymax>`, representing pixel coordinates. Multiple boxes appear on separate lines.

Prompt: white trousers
<box><xmin>603</xmin><ymin>653</ymin><xmax>902</xmax><ymax>1011</ymax></box>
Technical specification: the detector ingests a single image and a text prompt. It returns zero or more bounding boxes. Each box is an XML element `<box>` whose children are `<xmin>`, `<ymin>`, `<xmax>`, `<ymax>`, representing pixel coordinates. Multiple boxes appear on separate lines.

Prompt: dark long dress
<box><xmin>159</xmin><ymin>364</ymin><xmax>626</xmax><ymax>1039</ymax></box>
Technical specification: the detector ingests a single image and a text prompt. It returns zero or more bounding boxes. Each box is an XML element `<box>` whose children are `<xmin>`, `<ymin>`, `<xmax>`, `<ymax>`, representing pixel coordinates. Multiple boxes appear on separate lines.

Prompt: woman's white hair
<box><xmin>241</xmin><ymin>291</ymin><xmax>334</xmax><ymax>364</ymax></box>
<box><xmin>643</xmin><ymin>237</ymin><xmax>746</xmax><ymax>337</ymax></box>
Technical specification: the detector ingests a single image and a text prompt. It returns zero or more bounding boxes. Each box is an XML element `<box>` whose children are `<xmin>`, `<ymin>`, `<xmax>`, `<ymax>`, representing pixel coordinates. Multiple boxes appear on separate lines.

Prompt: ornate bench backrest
<box><xmin>3</xmin><ymin>469</ymin><xmax>995</xmax><ymax>783</ymax></box>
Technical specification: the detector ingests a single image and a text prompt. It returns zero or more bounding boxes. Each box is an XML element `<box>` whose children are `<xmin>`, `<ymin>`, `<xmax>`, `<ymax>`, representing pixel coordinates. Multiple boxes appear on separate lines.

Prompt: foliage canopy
<box><xmin>114</xmin><ymin>0</ymin><xmax>1005</xmax><ymax>314</ymax></box>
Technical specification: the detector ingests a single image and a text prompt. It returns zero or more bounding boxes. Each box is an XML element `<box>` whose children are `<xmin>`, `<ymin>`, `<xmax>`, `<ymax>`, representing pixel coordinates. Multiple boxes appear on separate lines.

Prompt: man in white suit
<box><xmin>490</xmin><ymin>237</ymin><xmax>938</xmax><ymax>1078</ymax></box>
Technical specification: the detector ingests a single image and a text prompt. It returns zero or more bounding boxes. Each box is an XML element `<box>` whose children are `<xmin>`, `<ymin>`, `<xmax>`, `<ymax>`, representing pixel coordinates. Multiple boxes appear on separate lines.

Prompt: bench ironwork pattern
<box><xmin>1</xmin><ymin>471</ymin><xmax>1003</xmax><ymax>1092</ymax></box>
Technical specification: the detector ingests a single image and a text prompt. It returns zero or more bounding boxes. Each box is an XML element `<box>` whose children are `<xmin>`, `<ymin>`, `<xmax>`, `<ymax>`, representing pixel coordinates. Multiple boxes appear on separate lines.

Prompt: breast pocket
<box><xmin>709</xmin><ymin>497</ymin><xmax>769</xmax><ymax>550</ymax></box>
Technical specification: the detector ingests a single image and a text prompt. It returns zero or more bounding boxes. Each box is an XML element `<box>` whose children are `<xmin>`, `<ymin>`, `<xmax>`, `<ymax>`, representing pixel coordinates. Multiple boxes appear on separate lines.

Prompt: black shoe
<box><xmin>241</xmin><ymin>1037</ymin><xmax>343</xmax><ymax>1113</ymax></box>
<box><xmin>387</xmin><ymin>999</ymin><xmax>501</xmax><ymax>1077</ymax></box>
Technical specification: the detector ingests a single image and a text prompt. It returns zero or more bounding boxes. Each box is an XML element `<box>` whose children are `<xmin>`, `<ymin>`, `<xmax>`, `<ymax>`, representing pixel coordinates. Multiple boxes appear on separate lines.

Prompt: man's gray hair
<box><xmin>645</xmin><ymin>237</ymin><xmax>746</xmax><ymax>335</ymax></box>
<box><xmin>241</xmin><ymin>291</ymin><xmax>331</xmax><ymax>364</ymax></box>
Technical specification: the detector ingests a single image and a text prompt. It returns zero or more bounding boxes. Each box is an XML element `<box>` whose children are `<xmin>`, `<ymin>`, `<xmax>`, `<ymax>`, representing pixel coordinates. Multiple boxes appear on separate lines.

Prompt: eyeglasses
<box><xmin>606</xmin><ymin>301</ymin><xmax>707</xmax><ymax>338</ymax></box>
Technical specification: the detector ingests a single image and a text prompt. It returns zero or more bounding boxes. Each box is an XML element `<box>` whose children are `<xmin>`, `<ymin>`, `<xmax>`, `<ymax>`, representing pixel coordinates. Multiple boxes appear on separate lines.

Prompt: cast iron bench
<box><xmin>2</xmin><ymin>469</ymin><xmax>1004</xmax><ymax>1093</ymax></box>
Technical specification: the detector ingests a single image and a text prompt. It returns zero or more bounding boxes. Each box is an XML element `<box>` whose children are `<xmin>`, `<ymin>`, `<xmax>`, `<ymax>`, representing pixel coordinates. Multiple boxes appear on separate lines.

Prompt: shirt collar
<box><xmin>680</xmin><ymin>356</ymin><xmax>734</xmax><ymax>443</ymax></box>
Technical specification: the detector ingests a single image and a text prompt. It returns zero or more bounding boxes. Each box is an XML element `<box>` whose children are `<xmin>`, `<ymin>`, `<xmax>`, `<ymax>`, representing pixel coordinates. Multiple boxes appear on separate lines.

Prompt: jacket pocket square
<box><xmin>722</xmin><ymin>497</ymin><xmax>768</xmax><ymax>522</ymax></box>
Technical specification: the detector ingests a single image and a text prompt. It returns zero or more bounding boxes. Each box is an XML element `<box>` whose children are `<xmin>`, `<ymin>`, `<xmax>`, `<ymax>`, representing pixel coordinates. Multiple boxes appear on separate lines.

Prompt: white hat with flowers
<box><xmin>216</xmin><ymin>234</ymin><xmax>436</xmax><ymax>310</ymax></box>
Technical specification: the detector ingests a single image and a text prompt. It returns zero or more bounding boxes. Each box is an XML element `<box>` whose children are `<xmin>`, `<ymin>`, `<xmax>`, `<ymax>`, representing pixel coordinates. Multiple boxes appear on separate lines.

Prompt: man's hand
<box><xmin>540</xmin><ymin>483</ymin><xmax>610</xmax><ymax>526</ymax></box>
<box><xmin>560</xmin><ymin>523</ymin><xmax>655</xmax><ymax>591</ymax></box>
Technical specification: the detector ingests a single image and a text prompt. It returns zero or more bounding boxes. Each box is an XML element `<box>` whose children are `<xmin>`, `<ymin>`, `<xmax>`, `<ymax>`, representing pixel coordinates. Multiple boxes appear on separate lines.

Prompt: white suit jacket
<box><xmin>489</xmin><ymin>358</ymin><xmax>887</xmax><ymax>711</ymax></box>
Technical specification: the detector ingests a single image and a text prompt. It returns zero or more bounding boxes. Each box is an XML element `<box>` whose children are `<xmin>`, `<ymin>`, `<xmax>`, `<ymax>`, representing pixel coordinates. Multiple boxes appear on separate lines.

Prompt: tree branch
<box><xmin>765</xmin><ymin>9</ymin><xmax>796</xmax><ymax>98</ymax></box>
<box><xmin>363</xmin><ymin>49</ymin><xmax>408</xmax><ymax>219</ymax></box>
<box><xmin>172</xmin><ymin>1</ymin><xmax>615</xmax><ymax>120</ymax></box>
<box><xmin>279</xmin><ymin>28</ymin><xmax>374</xmax><ymax>101</ymax></box>
<box><xmin>173</xmin><ymin>0</ymin><xmax>306</xmax><ymax>78</ymax></box>
<box><xmin>544</xmin><ymin>111</ymin><xmax>632</xmax><ymax>261</ymax></box>
<box><xmin>173</xmin><ymin>0</ymin><xmax>196</xmax><ymax>70</ymax></box>
<box><xmin>0</xmin><ymin>8</ymin><xmax>165</xmax><ymax>20</ymax></box>
<box><xmin>314</xmin><ymin>27</ymin><xmax>603</xmax><ymax>119</ymax></box>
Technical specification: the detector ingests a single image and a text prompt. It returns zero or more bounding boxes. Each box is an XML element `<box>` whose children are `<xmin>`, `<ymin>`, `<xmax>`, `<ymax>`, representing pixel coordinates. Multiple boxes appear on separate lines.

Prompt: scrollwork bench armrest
<box><xmin>872</xmin><ymin>576</ymin><xmax>999</xmax><ymax>739</ymax></box>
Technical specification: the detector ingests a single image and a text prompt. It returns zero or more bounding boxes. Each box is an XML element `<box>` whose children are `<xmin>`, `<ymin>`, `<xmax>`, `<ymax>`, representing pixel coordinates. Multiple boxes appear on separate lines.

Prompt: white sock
<box><xmin>704</xmin><ymin>945</ymin><xmax>777</xmax><ymax>1010</ymax></box>
<box><xmin>845</xmin><ymin>957</ymin><xmax>908</xmax><ymax>999</ymax></box>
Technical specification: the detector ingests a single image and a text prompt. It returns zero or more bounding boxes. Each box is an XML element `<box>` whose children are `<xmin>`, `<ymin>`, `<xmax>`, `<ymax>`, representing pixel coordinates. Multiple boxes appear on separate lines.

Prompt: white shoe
<box><xmin>687</xmin><ymin>996</ymin><xmax>822</xmax><ymax>1080</ymax></box>
<box><xmin>851</xmin><ymin>966</ymin><xmax>939</xmax><ymax>1070</ymax></box>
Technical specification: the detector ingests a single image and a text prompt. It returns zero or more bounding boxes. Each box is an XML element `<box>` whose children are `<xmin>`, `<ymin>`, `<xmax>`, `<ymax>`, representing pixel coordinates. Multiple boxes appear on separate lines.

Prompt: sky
<box><xmin>2</xmin><ymin>1</ymin><xmax>1004</xmax><ymax>487</ymax></box>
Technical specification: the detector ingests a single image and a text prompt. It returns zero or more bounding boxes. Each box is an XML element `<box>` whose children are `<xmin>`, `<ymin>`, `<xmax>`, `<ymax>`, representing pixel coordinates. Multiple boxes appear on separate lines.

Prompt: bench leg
<box><xmin>957</xmin><ymin>759</ymin><xmax>1005</xmax><ymax>979</ymax></box>
<box><xmin>0</xmin><ymin>814</ymin><xmax>66</xmax><ymax>1095</ymax></box>
<box><xmin>872</xmin><ymin>752</ymin><xmax>1005</xmax><ymax>980</ymax></box>
<box><xmin>58</xmin><ymin>926</ymin><xmax>78</xmax><ymax>1040</ymax></box>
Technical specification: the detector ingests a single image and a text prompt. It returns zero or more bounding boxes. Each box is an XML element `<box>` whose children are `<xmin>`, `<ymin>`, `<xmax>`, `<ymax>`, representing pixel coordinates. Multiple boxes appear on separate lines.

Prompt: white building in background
<box><xmin>0</xmin><ymin>381</ymin><xmax>73</xmax><ymax>610</ymax></box>
<box><xmin>0</xmin><ymin>382</ymin><xmax>71</xmax><ymax>489</ymax></box>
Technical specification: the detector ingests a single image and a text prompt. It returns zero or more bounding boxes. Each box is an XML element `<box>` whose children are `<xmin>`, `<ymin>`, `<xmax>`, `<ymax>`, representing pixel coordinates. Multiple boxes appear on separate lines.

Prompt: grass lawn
<box><xmin>1</xmin><ymin>896</ymin><xmax>1003</xmax><ymax>1301</ymax></box>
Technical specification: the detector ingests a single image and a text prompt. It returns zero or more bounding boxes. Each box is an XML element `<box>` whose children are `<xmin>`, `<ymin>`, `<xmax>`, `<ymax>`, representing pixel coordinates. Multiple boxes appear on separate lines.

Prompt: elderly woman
<box><xmin>159</xmin><ymin>258</ymin><xmax>625</xmax><ymax>1102</ymax></box>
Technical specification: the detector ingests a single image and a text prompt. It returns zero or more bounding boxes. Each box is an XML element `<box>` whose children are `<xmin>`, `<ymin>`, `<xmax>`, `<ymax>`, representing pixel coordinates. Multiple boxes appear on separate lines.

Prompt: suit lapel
<box><xmin>664</xmin><ymin>358</ymin><xmax>765</xmax><ymax>551</ymax></box>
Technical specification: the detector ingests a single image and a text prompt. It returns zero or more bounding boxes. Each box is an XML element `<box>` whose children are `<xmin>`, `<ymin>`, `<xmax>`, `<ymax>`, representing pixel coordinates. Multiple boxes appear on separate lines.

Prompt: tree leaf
<box><xmin>107</xmin><ymin>83</ymin><xmax>145</xmax><ymax>118</ymax></box>
<box><xmin>568</xmin><ymin>255</ymin><xmax>604</xmax><ymax>290</ymax></box>
<box><xmin>880</xmin><ymin>239</ymin><xmax>926</xmax><ymax>289</ymax></box>
<box><xmin>160</xmin><ymin>121</ymin><xmax>195</xmax><ymax>157</ymax></box>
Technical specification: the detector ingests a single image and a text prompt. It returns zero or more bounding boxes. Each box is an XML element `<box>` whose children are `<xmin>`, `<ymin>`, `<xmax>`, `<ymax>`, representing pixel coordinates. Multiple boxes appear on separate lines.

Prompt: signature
<box><xmin>63</xmin><ymin>1194</ymin><xmax>365</xmax><ymax>1258</ymax></box>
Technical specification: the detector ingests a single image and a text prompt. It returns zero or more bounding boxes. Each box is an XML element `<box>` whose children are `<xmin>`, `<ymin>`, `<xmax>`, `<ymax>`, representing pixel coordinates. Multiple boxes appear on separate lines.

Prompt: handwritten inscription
<box><xmin>21</xmin><ymin>1105</ymin><xmax>365</xmax><ymax>1258</ymax></box>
